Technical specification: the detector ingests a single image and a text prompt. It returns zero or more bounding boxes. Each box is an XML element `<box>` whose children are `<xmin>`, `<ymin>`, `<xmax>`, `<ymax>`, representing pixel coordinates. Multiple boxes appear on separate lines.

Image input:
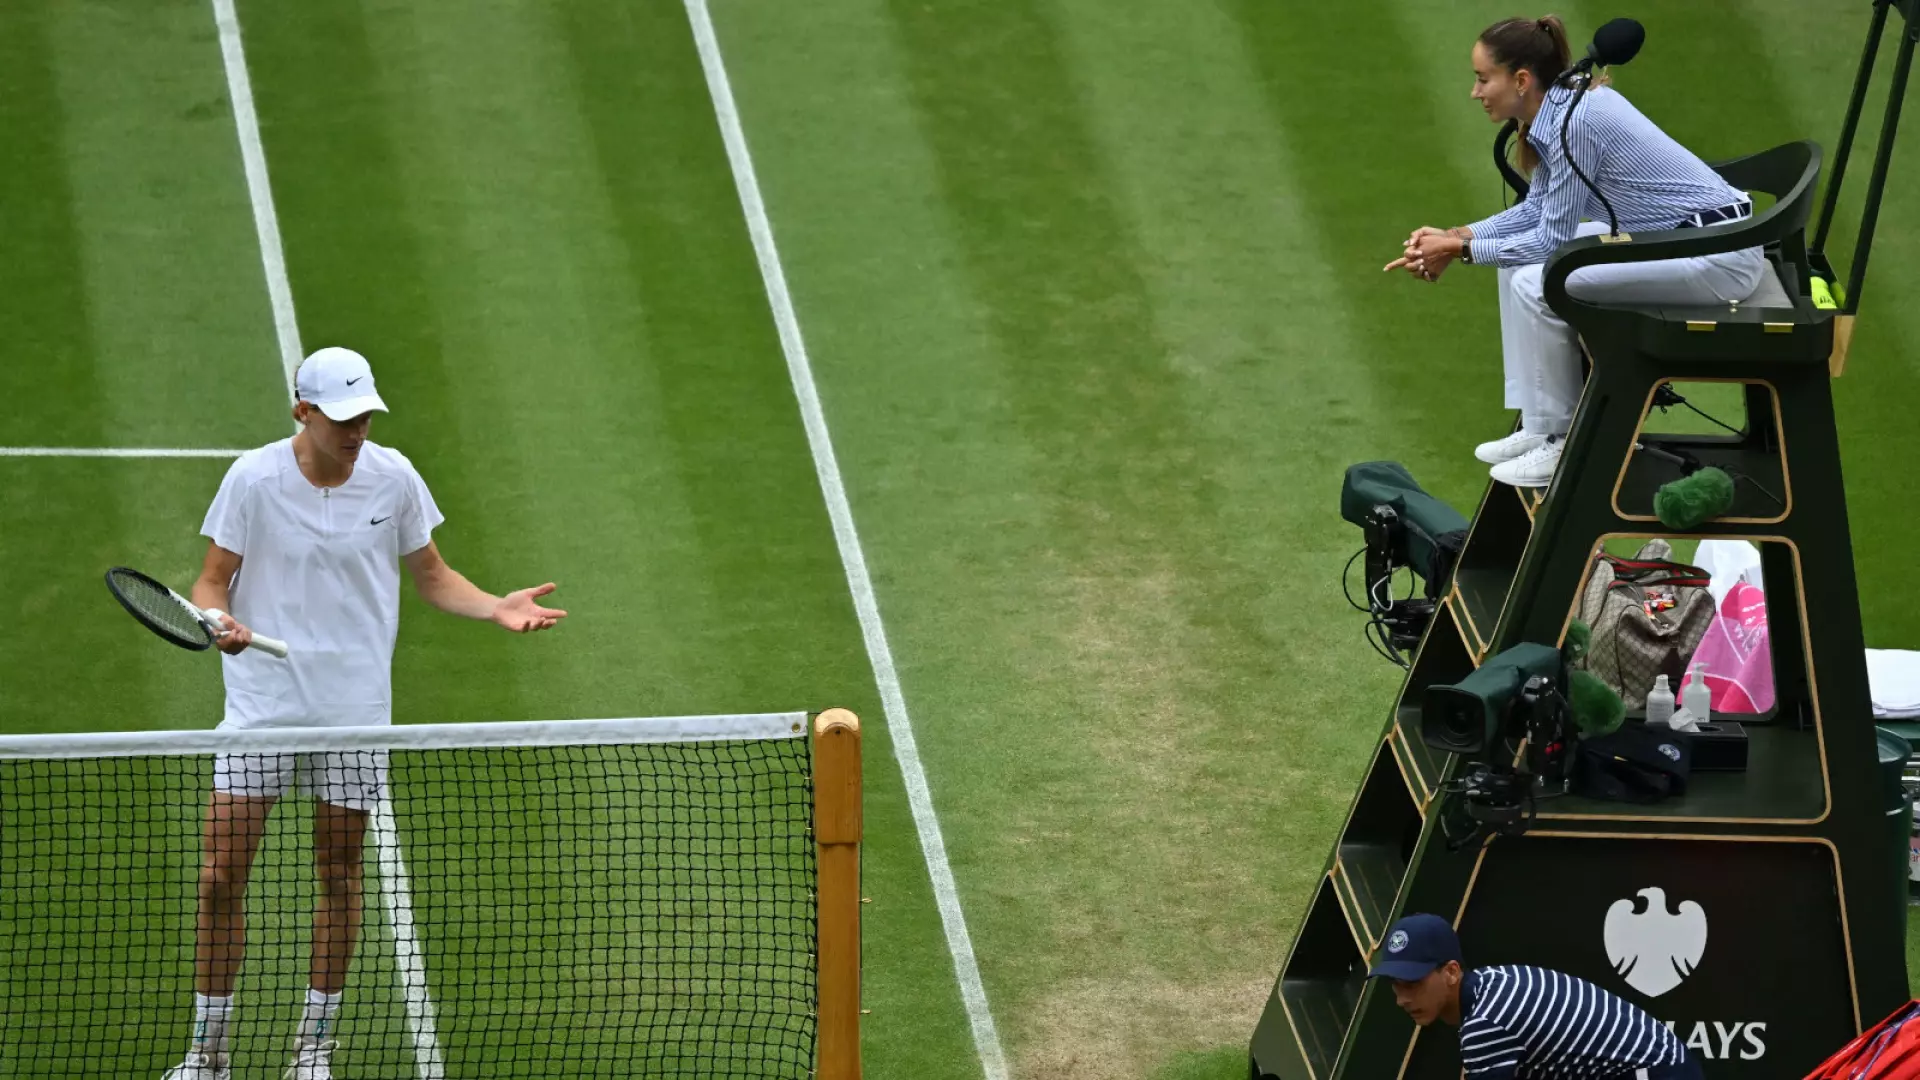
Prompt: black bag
<box><xmin>1575</xmin><ymin>722</ymin><xmax>1693</xmax><ymax>803</ymax></box>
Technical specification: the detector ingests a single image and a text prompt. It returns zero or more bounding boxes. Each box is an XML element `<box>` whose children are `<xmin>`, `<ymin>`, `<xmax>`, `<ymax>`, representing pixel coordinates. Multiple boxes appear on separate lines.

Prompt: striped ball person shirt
<box><xmin>1459</xmin><ymin>965</ymin><xmax>1689</xmax><ymax>1079</ymax></box>
<box><xmin>1464</xmin><ymin>82</ymin><xmax>1753</xmax><ymax>269</ymax></box>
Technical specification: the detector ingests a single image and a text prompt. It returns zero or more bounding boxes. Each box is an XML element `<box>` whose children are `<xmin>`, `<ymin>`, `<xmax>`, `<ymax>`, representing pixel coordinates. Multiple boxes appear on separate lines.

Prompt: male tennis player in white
<box><xmin>163</xmin><ymin>346</ymin><xmax>567</xmax><ymax>1080</ymax></box>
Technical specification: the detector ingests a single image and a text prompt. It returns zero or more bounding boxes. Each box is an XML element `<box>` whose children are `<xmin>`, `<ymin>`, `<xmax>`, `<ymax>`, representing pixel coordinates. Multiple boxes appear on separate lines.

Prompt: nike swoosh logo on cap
<box><xmin>346</xmin><ymin>376</ymin><xmax>364</xmax><ymax>386</ymax></box>
<box><xmin>371</xmin><ymin>516</ymin><xmax>391</xmax><ymax>525</ymax></box>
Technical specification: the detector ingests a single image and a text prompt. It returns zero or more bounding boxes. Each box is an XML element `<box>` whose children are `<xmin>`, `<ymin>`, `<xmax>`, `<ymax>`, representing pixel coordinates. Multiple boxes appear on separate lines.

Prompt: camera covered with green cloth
<box><xmin>1339</xmin><ymin>462</ymin><xmax>1468</xmax><ymax>598</ymax></box>
<box><xmin>1420</xmin><ymin>622</ymin><xmax>1630</xmax><ymax>844</ymax></box>
<box><xmin>1421</xmin><ymin>620</ymin><xmax>1624</xmax><ymax>759</ymax></box>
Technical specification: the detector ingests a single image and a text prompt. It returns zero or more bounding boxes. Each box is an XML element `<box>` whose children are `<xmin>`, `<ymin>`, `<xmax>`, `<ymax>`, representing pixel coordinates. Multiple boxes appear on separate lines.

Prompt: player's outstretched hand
<box><xmin>208</xmin><ymin>612</ymin><xmax>255</xmax><ymax>656</ymax></box>
<box><xmin>493</xmin><ymin>583</ymin><xmax>568</xmax><ymax>633</ymax></box>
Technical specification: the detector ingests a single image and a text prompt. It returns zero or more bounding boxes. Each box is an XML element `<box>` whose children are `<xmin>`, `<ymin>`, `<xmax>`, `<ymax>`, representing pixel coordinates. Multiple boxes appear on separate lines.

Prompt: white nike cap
<box><xmin>295</xmin><ymin>347</ymin><xmax>389</xmax><ymax>422</ymax></box>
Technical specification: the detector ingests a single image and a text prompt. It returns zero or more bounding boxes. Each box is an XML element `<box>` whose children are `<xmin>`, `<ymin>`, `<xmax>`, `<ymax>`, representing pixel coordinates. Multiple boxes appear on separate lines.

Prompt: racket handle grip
<box><xmin>201</xmin><ymin>607</ymin><xmax>289</xmax><ymax>660</ymax></box>
<box><xmin>249</xmin><ymin>634</ymin><xmax>290</xmax><ymax>659</ymax></box>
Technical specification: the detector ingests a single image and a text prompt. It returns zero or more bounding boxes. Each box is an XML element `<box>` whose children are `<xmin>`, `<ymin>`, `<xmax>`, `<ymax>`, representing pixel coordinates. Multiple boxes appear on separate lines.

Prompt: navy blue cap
<box><xmin>1367</xmin><ymin>913</ymin><xmax>1462</xmax><ymax>981</ymax></box>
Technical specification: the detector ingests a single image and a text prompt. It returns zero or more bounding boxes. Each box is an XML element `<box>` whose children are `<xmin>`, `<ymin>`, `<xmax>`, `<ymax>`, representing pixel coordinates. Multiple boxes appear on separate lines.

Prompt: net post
<box><xmin>813</xmin><ymin>708</ymin><xmax>863</xmax><ymax>1080</ymax></box>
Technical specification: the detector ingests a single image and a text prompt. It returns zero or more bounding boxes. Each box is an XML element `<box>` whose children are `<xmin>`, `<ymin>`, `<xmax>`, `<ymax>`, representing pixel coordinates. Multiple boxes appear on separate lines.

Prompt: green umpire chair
<box><xmin>1249</xmin><ymin>72</ymin><xmax>1911</xmax><ymax>1080</ymax></box>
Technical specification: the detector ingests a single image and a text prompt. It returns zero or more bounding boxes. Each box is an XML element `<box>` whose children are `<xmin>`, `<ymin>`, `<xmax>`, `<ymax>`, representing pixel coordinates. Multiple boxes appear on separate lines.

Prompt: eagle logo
<box><xmin>1604</xmin><ymin>887</ymin><xmax>1707</xmax><ymax>998</ymax></box>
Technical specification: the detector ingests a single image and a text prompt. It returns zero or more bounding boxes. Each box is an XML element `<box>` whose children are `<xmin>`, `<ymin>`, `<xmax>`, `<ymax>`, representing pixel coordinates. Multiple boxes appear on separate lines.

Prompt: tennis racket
<box><xmin>104</xmin><ymin>566</ymin><xmax>290</xmax><ymax>659</ymax></box>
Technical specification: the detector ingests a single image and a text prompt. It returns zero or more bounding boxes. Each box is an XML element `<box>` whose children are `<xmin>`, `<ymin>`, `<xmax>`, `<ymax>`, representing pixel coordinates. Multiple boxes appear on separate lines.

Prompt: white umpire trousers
<box><xmin>1495</xmin><ymin>220</ymin><xmax>1768</xmax><ymax>435</ymax></box>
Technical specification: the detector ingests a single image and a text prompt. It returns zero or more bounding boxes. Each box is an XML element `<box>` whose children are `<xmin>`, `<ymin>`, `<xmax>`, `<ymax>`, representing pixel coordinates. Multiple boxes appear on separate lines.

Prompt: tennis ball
<box><xmin>1811</xmin><ymin>277</ymin><xmax>1837</xmax><ymax>310</ymax></box>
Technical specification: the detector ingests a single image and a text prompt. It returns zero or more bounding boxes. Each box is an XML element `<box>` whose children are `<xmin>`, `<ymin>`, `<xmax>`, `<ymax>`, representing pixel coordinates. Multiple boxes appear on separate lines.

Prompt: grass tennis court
<box><xmin>4</xmin><ymin>1</ymin><xmax>1920</xmax><ymax>1078</ymax></box>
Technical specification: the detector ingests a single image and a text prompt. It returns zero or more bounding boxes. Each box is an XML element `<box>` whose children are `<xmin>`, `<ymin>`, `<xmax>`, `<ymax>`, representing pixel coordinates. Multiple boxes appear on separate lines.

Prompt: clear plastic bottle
<box><xmin>1682</xmin><ymin>664</ymin><xmax>1712</xmax><ymax>722</ymax></box>
<box><xmin>1646</xmin><ymin>674</ymin><xmax>1676</xmax><ymax>728</ymax></box>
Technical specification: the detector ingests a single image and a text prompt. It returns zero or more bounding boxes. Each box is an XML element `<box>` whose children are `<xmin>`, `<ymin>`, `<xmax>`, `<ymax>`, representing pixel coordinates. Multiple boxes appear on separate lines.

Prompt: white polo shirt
<box><xmin>200</xmin><ymin>437</ymin><xmax>443</xmax><ymax>728</ymax></box>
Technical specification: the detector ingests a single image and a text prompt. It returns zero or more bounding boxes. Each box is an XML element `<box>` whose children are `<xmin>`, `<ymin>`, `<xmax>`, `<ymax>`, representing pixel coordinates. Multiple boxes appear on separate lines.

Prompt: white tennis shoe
<box><xmin>1489</xmin><ymin>435</ymin><xmax>1563</xmax><ymax>488</ymax></box>
<box><xmin>1474</xmin><ymin>429</ymin><xmax>1551</xmax><ymax>464</ymax></box>
<box><xmin>284</xmin><ymin>1038</ymin><xmax>337</xmax><ymax>1080</ymax></box>
<box><xmin>161</xmin><ymin>1053</ymin><xmax>230</xmax><ymax>1080</ymax></box>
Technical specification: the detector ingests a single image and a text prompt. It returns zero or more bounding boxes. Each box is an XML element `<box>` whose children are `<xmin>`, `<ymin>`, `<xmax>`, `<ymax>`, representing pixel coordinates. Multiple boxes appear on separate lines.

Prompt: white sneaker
<box><xmin>1474</xmin><ymin>429</ymin><xmax>1551</xmax><ymax>464</ymax></box>
<box><xmin>284</xmin><ymin>1039</ymin><xmax>337</xmax><ymax>1080</ymax></box>
<box><xmin>162</xmin><ymin>1053</ymin><xmax>231</xmax><ymax>1080</ymax></box>
<box><xmin>1489</xmin><ymin>435</ymin><xmax>1563</xmax><ymax>488</ymax></box>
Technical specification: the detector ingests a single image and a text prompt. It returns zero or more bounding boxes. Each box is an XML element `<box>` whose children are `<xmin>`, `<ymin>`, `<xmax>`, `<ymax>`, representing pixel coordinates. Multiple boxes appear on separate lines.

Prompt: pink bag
<box><xmin>1682</xmin><ymin>581</ymin><xmax>1774</xmax><ymax>713</ymax></box>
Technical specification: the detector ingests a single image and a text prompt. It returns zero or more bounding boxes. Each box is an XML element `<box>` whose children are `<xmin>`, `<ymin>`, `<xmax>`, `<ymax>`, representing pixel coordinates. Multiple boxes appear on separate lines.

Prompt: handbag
<box><xmin>1576</xmin><ymin>540</ymin><xmax>1716</xmax><ymax>712</ymax></box>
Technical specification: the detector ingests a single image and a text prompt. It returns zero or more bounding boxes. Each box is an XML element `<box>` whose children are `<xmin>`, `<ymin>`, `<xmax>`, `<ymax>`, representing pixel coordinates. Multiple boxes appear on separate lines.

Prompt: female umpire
<box><xmin>1384</xmin><ymin>15</ymin><xmax>1766</xmax><ymax>488</ymax></box>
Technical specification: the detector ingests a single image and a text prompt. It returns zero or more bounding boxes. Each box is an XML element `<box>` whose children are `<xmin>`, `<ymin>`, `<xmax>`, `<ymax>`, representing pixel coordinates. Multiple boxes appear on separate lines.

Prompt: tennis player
<box><xmin>1385</xmin><ymin>16</ymin><xmax>1766</xmax><ymax>488</ymax></box>
<box><xmin>163</xmin><ymin>346</ymin><xmax>567</xmax><ymax>1080</ymax></box>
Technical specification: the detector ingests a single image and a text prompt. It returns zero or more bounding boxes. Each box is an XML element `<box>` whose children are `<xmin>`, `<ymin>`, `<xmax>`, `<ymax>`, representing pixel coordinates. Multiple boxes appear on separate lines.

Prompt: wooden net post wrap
<box><xmin>813</xmin><ymin>709</ymin><xmax>862</xmax><ymax>1080</ymax></box>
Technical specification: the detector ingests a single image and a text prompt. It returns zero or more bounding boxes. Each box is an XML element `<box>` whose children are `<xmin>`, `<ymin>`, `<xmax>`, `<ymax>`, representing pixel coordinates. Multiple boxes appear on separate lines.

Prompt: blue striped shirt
<box><xmin>1466</xmin><ymin>83</ymin><xmax>1748</xmax><ymax>268</ymax></box>
<box><xmin>1459</xmin><ymin>965</ymin><xmax>1688</xmax><ymax>1079</ymax></box>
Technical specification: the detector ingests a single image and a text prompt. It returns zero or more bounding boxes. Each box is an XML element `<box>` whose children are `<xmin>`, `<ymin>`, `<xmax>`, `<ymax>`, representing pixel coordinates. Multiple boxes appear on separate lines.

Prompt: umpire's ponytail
<box><xmin>1480</xmin><ymin>15</ymin><xmax>1593</xmax><ymax>175</ymax></box>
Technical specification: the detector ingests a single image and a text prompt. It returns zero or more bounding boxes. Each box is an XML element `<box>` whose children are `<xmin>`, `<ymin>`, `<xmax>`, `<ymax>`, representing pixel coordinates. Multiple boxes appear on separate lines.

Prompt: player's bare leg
<box><xmin>164</xmin><ymin>791</ymin><xmax>277</xmax><ymax>1080</ymax></box>
<box><xmin>287</xmin><ymin>801</ymin><xmax>367</xmax><ymax>1079</ymax></box>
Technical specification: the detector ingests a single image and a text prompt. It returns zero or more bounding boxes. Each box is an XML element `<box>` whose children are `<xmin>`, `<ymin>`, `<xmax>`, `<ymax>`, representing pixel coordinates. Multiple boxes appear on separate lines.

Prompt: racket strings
<box><xmin>108</xmin><ymin>571</ymin><xmax>208</xmax><ymax>646</ymax></box>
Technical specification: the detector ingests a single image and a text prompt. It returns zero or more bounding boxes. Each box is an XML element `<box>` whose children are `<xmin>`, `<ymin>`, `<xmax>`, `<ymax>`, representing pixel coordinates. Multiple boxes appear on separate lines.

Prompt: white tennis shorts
<box><xmin>212</xmin><ymin>751</ymin><xmax>389</xmax><ymax>813</ymax></box>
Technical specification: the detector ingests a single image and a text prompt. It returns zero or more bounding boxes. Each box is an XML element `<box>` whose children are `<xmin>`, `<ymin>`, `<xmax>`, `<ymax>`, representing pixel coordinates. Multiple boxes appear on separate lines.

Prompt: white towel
<box><xmin>1868</xmin><ymin>649</ymin><xmax>1920</xmax><ymax>718</ymax></box>
<box><xmin>1694</xmin><ymin>539</ymin><xmax>1764</xmax><ymax>606</ymax></box>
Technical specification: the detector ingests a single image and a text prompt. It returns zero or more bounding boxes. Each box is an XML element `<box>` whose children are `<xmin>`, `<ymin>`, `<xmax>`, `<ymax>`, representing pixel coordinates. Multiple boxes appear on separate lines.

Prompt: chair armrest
<box><xmin>1541</xmin><ymin>211</ymin><xmax>1800</xmax><ymax>316</ymax></box>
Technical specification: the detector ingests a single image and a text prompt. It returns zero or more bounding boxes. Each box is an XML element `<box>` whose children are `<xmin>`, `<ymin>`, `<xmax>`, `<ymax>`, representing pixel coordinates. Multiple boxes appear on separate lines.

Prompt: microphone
<box><xmin>1653</xmin><ymin>467</ymin><xmax>1735</xmax><ymax>530</ymax></box>
<box><xmin>1585</xmin><ymin>17</ymin><xmax>1646</xmax><ymax>71</ymax></box>
<box><xmin>1563</xmin><ymin>619</ymin><xmax>1627</xmax><ymax>737</ymax></box>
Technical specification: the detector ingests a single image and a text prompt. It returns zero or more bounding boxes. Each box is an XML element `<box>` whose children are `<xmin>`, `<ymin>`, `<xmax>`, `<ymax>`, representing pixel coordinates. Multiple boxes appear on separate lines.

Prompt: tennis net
<box><xmin>0</xmin><ymin>710</ymin><xmax>863</xmax><ymax>1080</ymax></box>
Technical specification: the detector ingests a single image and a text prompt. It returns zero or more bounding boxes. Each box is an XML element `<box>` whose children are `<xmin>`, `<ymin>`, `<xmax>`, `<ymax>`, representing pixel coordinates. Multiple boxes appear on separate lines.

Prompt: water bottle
<box><xmin>1682</xmin><ymin>664</ymin><xmax>1712</xmax><ymax>722</ymax></box>
<box><xmin>1646</xmin><ymin>675</ymin><xmax>1676</xmax><ymax>728</ymax></box>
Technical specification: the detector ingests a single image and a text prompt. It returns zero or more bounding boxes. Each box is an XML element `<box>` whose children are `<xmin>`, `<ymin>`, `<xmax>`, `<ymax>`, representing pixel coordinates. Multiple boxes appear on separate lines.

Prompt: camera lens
<box><xmin>1422</xmin><ymin>687</ymin><xmax>1490</xmax><ymax>755</ymax></box>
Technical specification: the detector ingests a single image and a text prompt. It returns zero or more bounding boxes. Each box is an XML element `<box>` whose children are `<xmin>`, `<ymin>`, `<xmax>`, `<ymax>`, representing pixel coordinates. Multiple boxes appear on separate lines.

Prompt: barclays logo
<box><xmin>1604</xmin><ymin>886</ymin><xmax>1707</xmax><ymax>998</ymax></box>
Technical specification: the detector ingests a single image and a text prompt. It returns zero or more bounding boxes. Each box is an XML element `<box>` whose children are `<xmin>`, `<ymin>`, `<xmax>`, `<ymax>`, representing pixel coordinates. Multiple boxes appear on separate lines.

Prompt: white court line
<box><xmin>370</xmin><ymin>801</ymin><xmax>447</xmax><ymax>1079</ymax></box>
<box><xmin>210</xmin><ymin>0</ymin><xmax>302</xmax><ymax>409</ymax></box>
<box><xmin>0</xmin><ymin>447</ymin><xmax>247</xmax><ymax>458</ymax></box>
<box><xmin>210</xmin><ymin>2</ymin><xmax>445</xmax><ymax>1076</ymax></box>
<box><xmin>682</xmin><ymin>4</ymin><xmax>1010</xmax><ymax>1078</ymax></box>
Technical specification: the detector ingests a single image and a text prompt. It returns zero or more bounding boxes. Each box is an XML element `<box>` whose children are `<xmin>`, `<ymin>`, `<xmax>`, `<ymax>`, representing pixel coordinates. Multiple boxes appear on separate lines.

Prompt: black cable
<box><xmin>1727</xmin><ymin>470</ymin><xmax>1787</xmax><ymax>510</ymax></box>
<box><xmin>1345</xmin><ymin>547</ymin><xmax>1418</xmax><ymax>668</ymax></box>
<box><xmin>1558</xmin><ymin>74</ymin><xmax>1621</xmax><ymax>237</ymax></box>
<box><xmin>1367</xmin><ymin>617</ymin><xmax>1410</xmax><ymax>670</ymax></box>
<box><xmin>1683</xmin><ymin>400</ymin><xmax>1743</xmax><ymax>436</ymax></box>
<box><xmin>1644</xmin><ymin>387</ymin><xmax>1785</xmax><ymax>509</ymax></box>
<box><xmin>1343</xmin><ymin>548</ymin><xmax>1371</xmax><ymax>611</ymax></box>
<box><xmin>1650</xmin><ymin>384</ymin><xmax>1744</xmax><ymax>435</ymax></box>
<box><xmin>1343</xmin><ymin>546</ymin><xmax>1415</xmax><ymax>615</ymax></box>
<box><xmin>1347</xmin><ymin>547</ymin><xmax>1397</xmax><ymax>661</ymax></box>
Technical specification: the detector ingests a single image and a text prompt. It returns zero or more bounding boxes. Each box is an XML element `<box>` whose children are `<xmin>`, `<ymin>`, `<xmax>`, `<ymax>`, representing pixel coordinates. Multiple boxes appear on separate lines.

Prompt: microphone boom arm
<box><xmin>1559</xmin><ymin>71</ymin><xmax>1623</xmax><ymax>239</ymax></box>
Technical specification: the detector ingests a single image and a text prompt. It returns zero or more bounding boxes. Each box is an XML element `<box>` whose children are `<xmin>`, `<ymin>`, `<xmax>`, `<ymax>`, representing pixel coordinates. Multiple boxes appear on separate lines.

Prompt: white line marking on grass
<box><xmin>210</xmin><ymin>2</ymin><xmax>443</xmax><ymax>1074</ymax></box>
<box><xmin>682</xmin><ymin>4</ymin><xmax>1010</xmax><ymax>1078</ymax></box>
<box><xmin>371</xmin><ymin>799</ymin><xmax>448</xmax><ymax>1080</ymax></box>
<box><xmin>211</xmin><ymin>0</ymin><xmax>302</xmax><ymax>409</ymax></box>
<box><xmin>0</xmin><ymin>447</ymin><xmax>248</xmax><ymax>459</ymax></box>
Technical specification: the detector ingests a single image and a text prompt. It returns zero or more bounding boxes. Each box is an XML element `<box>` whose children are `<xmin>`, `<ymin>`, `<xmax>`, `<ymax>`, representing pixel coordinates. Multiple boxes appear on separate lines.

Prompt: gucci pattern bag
<box><xmin>1575</xmin><ymin>539</ymin><xmax>1716</xmax><ymax>712</ymax></box>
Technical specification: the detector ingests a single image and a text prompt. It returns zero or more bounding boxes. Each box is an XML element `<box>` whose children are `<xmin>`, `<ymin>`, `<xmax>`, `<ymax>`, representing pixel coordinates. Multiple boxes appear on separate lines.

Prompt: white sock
<box><xmin>297</xmin><ymin>987</ymin><xmax>343</xmax><ymax>1044</ymax></box>
<box><xmin>191</xmin><ymin>992</ymin><xmax>233</xmax><ymax>1058</ymax></box>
